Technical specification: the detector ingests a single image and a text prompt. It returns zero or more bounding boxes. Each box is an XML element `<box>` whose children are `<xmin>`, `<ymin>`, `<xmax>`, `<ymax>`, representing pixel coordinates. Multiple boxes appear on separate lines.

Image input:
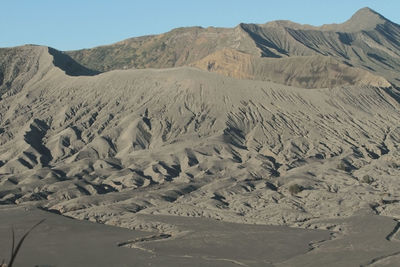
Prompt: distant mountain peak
<box><xmin>338</xmin><ymin>7</ymin><xmax>388</xmax><ymax>32</ymax></box>
<box><xmin>256</xmin><ymin>7</ymin><xmax>389</xmax><ymax>33</ymax></box>
<box><xmin>350</xmin><ymin>7</ymin><xmax>384</xmax><ymax>22</ymax></box>
<box><xmin>352</xmin><ymin>7</ymin><xmax>381</xmax><ymax>18</ymax></box>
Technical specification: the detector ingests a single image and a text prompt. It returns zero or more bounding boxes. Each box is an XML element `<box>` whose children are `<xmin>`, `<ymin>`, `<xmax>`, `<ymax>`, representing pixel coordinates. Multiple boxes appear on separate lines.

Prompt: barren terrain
<box><xmin>1</xmin><ymin>7</ymin><xmax>400</xmax><ymax>266</ymax></box>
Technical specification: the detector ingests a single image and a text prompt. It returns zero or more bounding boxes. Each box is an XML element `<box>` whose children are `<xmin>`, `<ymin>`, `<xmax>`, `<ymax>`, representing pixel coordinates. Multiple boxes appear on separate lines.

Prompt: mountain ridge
<box><xmin>262</xmin><ymin>7</ymin><xmax>390</xmax><ymax>32</ymax></box>
<box><xmin>60</xmin><ymin>7</ymin><xmax>400</xmax><ymax>88</ymax></box>
<box><xmin>1</xmin><ymin>7</ymin><xmax>399</xmax><ymax>91</ymax></box>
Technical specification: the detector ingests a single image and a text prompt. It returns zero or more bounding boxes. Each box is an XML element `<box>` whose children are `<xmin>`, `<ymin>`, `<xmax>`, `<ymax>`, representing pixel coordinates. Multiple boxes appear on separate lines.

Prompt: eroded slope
<box><xmin>0</xmin><ymin>47</ymin><xmax>400</xmax><ymax>233</ymax></box>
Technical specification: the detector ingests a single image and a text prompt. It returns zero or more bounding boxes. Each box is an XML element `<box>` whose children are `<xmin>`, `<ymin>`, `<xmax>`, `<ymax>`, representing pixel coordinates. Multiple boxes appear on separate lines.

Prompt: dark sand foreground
<box><xmin>2</xmin><ymin>206</ymin><xmax>400</xmax><ymax>266</ymax></box>
<box><xmin>0</xmin><ymin>206</ymin><xmax>331</xmax><ymax>266</ymax></box>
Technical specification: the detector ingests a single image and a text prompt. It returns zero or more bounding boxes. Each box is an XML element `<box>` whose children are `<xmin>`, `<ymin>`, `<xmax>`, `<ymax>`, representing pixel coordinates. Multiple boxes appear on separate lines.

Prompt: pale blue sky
<box><xmin>1</xmin><ymin>0</ymin><xmax>398</xmax><ymax>51</ymax></box>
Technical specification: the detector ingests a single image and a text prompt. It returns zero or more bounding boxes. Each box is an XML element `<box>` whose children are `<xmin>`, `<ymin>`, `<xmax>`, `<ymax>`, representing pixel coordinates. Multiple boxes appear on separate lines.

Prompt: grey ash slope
<box><xmin>0</xmin><ymin>46</ymin><xmax>97</xmax><ymax>97</ymax></box>
<box><xmin>65</xmin><ymin>7</ymin><xmax>400</xmax><ymax>87</ymax></box>
<box><xmin>0</xmin><ymin>44</ymin><xmax>400</xmax><ymax>232</ymax></box>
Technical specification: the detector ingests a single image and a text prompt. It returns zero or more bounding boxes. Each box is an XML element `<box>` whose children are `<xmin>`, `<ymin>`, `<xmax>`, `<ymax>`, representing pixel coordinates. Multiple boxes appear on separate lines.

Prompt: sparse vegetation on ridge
<box><xmin>289</xmin><ymin>184</ymin><xmax>303</xmax><ymax>195</ymax></box>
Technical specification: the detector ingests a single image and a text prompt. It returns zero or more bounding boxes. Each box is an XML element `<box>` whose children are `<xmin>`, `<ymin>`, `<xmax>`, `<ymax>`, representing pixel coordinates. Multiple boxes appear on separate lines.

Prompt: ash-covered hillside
<box><xmin>0</xmin><ymin>8</ymin><xmax>400</xmax><ymax>249</ymax></box>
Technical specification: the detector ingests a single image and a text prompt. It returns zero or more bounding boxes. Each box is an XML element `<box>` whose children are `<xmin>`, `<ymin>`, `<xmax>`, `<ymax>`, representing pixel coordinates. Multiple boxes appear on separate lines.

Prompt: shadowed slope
<box><xmin>48</xmin><ymin>48</ymin><xmax>99</xmax><ymax>76</ymax></box>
